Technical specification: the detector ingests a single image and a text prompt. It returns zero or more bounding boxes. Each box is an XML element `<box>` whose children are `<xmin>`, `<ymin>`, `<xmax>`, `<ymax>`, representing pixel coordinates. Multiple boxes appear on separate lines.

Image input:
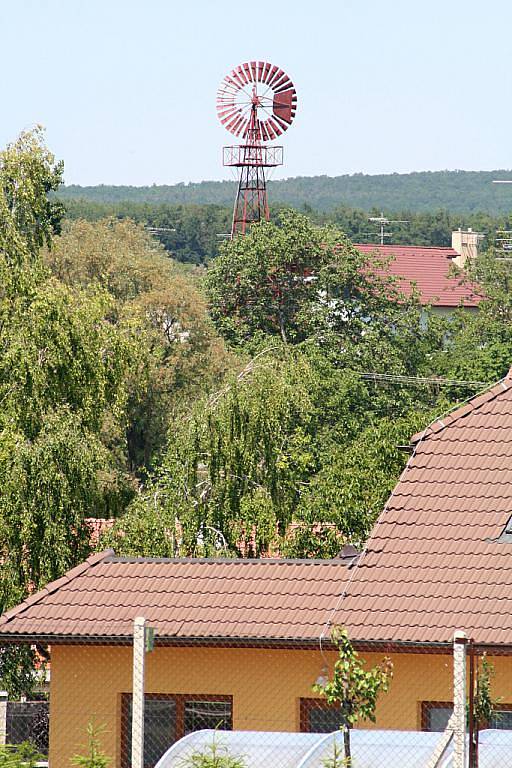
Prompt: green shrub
<box><xmin>0</xmin><ymin>742</ymin><xmax>43</xmax><ymax>768</ymax></box>
<box><xmin>180</xmin><ymin>735</ymin><xmax>246</xmax><ymax>768</ymax></box>
<box><xmin>70</xmin><ymin>723</ymin><xmax>111</xmax><ymax>768</ymax></box>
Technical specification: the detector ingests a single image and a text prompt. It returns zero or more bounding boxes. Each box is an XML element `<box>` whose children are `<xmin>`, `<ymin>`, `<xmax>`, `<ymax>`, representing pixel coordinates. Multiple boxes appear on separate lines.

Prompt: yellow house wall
<box><xmin>49</xmin><ymin>645</ymin><xmax>512</xmax><ymax>768</ymax></box>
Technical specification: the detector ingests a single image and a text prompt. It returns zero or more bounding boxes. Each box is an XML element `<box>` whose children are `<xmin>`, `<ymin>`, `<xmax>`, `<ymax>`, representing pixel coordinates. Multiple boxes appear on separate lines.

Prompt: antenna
<box><xmin>366</xmin><ymin>212</ymin><xmax>409</xmax><ymax>245</ymax></box>
<box><xmin>145</xmin><ymin>226</ymin><xmax>176</xmax><ymax>235</ymax></box>
<box><xmin>495</xmin><ymin>230</ymin><xmax>512</xmax><ymax>252</ymax></box>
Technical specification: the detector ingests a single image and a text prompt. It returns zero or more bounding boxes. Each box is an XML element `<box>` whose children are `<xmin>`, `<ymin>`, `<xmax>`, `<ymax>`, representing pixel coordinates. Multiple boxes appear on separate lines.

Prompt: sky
<box><xmin>1</xmin><ymin>0</ymin><xmax>511</xmax><ymax>185</ymax></box>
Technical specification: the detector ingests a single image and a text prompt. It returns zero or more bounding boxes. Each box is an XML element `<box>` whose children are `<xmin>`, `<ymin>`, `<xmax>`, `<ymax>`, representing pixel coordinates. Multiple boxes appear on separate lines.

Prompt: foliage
<box><xmin>283</xmin><ymin>412</ymin><xmax>431</xmax><ymax>557</ymax></box>
<box><xmin>103</xmin><ymin>344</ymin><xmax>436</xmax><ymax>559</ymax></box>
<box><xmin>205</xmin><ymin>209</ymin><xmax>429</xmax><ymax>354</ymax></box>
<box><xmin>102</xmin><ymin>199</ymin><xmax>451</xmax><ymax>558</ymax></box>
<box><xmin>432</xmin><ymin>248</ymin><xmax>512</xmax><ymax>388</ymax></box>
<box><xmin>472</xmin><ymin>654</ymin><xmax>500</xmax><ymax>729</ymax></box>
<box><xmin>56</xmin><ymin>169</ymin><xmax>512</xmax><ymax>214</ymax></box>
<box><xmin>59</xmin><ymin>195</ymin><xmax>512</xmax><ymax>268</ymax></box>
<box><xmin>313</xmin><ymin>627</ymin><xmax>393</xmax><ymax>765</ymax></box>
<box><xmin>0</xmin><ymin>742</ymin><xmax>43</xmax><ymax>768</ymax></box>
<box><xmin>0</xmin><ymin>646</ymin><xmax>41</xmax><ymax>700</ymax></box>
<box><xmin>321</xmin><ymin>740</ymin><xmax>348</xmax><ymax>768</ymax></box>
<box><xmin>0</xmin><ymin>132</ymin><xmax>137</xmax><ymax>695</ymax></box>
<box><xmin>105</xmin><ymin>350</ymin><xmax>322</xmax><ymax>557</ymax></box>
<box><xmin>70</xmin><ymin>722</ymin><xmax>111</xmax><ymax>768</ymax></box>
<box><xmin>178</xmin><ymin>735</ymin><xmax>246</xmax><ymax>768</ymax></box>
<box><xmin>61</xmin><ymin>200</ymin><xmax>230</xmax><ymax>265</ymax></box>
<box><xmin>46</xmin><ymin>217</ymin><xmax>236</xmax><ymax>474</ymax></box>
<box><xmin>0</xmin><ymin>127</ymin><xmax>63</xmax><ymax>296</ymax></box>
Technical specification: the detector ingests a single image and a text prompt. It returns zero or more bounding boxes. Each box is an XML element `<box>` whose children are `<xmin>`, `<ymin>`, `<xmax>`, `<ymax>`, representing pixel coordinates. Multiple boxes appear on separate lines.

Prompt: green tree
<box><xmin>206</xmin><ymin>210</ymin><xmax>415</xmax><ymax>348</ymax></box>
<box><xmin>70</xmin><ymin>723</ymin><xmax>111</xmax><ymax>768</ymax></box>
<box><xmin>0</xmin><ymin>127</ymin><xmax>63</xmax><ymax>297</ymax></box>
<box><xmin>313</xmin><ymin>627</ymin><xmax>393</xmax><ymax>766</ymax></box>
<box><xmin>103</xmin><ymin>344</ymin><xmax>437</xmax><ymax>560</ymax></box>
<box><xmin>0</xmin><ymin>131</ymin><xmax>135</xmax><ymax>693</ymax></box>
<box><xmin>47</xmin><ymin>217</ymin><xmax>237</xmax><ymax>473</ymax></box>
<box><xmin>433</xmin><ymin>248</ymin><xmax>512</xmax><ymax>388</ymax></box>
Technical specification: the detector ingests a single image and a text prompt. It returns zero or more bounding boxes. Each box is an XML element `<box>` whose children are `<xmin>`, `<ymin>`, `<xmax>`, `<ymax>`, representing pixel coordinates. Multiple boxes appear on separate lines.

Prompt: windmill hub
<box><xmin>216</xmin><ymin>61</ymin><xmax>297</xmax><ymax>238</ymax></box>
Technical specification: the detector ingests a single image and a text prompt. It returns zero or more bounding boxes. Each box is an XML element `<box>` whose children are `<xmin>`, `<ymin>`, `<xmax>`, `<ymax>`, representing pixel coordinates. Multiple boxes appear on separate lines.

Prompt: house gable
<box><xmin>336</xmin><ymin>371</ymin><xmax>512</xmax><ymax>645</ymax></box>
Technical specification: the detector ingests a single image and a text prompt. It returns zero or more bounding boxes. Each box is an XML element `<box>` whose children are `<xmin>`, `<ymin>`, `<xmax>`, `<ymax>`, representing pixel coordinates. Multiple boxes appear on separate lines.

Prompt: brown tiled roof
<box><xmin>356</xmin><ymin>244</ymin><xmax>481</xmax><ymax>308</ymax></box>
<box><xmin>0</xmin><ymin>551</ymin><xmax>353</xmax><ymax>644</ymax></box>
<box><xmin>335</xmin><ymin>372</ymin><xmax>512</xmax><ymax>646</ymax></box>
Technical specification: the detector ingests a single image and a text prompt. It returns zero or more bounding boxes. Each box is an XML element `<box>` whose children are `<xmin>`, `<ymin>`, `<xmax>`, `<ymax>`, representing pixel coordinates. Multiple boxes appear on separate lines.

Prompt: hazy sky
<box><xmin>2</xmin><ymin>0</ymin><xmax>511</xmax><ymax>185</ymax></box>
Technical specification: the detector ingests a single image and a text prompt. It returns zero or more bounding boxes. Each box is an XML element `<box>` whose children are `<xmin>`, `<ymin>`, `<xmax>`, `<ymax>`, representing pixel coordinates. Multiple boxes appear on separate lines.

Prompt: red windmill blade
<box><xmin>217</xmin><ymin>61</ymin><xmax>297</xmax><ymax>238</ymax></box>
<box><xmin>216</xmin><ymin>61</ymin><xmax>297</xmax><ymax>140</ymax></box>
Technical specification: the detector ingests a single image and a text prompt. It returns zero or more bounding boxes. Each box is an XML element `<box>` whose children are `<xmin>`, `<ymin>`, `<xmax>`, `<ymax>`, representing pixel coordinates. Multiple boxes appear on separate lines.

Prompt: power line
<box><xmin>359</xmin><ymin>372</ymin><xmax>488</xmax><ymax>388</ymax></box>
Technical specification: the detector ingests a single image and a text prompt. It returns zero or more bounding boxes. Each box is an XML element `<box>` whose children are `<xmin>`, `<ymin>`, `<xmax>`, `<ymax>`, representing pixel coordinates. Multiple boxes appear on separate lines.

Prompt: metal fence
<box><xmin>13</xmin><ymin>624</ymin><xmax>512</xmax><ymax>768</ymax></box>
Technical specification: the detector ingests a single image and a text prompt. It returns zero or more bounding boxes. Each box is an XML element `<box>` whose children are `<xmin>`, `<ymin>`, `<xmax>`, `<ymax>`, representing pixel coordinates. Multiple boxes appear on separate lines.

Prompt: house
<box><xmin>356</xmin><ymin>229</ymin><xmax>482</xmax><ymax>314</ymax></box>
<box><xmin>3</xmin><ymin>369</ymin><xmax>512</xmax><ymax>766</ymax></box>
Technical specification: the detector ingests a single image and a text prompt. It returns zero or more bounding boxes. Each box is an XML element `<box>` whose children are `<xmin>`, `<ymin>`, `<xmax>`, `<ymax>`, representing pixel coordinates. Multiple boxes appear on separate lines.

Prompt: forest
<box><xmin>57</xmin><ymin>168</ymin><xmax>512</xmax><ymax>213</ymax></box>
<box><xmin>2</xmin><ymin>130</ymin><xmax>512</xmax><ymax>691</ymax></box>
<box><xmin>62</xmin><ymin>197</ymin><xmax>512</xmax><ymax>265</ymax></box>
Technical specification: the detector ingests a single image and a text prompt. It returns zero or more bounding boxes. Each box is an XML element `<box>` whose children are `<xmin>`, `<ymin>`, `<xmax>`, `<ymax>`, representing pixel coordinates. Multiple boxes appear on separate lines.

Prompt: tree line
<box><xmin>56</xmin><ymin>169</ymin><xmax>512</xmax><ymax>212</ymax></box>
<box><xmin>62</xmin><ymin>197</ymin><xmax>512</xmax><ymax>265</ymax></box>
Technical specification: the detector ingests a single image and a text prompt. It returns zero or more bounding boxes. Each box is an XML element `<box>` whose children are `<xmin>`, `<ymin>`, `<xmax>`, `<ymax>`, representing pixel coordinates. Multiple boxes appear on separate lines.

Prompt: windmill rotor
<box><xmin>217</xmin><ymin>61</ymin><xmax>297</xmax><ymax>141</ymax></box>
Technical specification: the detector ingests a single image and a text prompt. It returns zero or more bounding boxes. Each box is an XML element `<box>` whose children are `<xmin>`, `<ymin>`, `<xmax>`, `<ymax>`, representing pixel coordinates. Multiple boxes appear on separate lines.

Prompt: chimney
<box><xmin>451</xmin><ymin>228</ymin><xmax>483</xmax><ymax>268</ymax></box>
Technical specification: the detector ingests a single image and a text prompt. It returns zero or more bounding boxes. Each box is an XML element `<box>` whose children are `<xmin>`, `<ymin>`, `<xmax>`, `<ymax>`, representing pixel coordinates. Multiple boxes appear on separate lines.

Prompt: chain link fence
<box><xmin>13</xmin><ymin>626</ymin><xmax>510</xmax><ymax>768</ymax></box>
<box><xmin>4</xmin><ymin>621</ymin><xmax>512</xmax><ymax>768</ymax></box>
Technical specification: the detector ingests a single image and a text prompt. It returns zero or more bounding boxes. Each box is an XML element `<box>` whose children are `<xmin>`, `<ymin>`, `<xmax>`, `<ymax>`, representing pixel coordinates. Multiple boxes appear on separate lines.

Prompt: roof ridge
<box><xmin>107</xmin><ymin>555</ymin><xmax>352</xmax><ymax>565</ymax></box>
<box><xmin>410</xmin><ymin>375</ymin><xmax>510</xmax><ymax>445</ymax></box>
<box><xmin>0</xmin><ymin>549</ymin><xmax>114</xmax><ymax>628</ymax></box>
<box><xmin>355</xmin><ymin>243</ymin><xmax>459</xmax><ymax>254</ymax></box>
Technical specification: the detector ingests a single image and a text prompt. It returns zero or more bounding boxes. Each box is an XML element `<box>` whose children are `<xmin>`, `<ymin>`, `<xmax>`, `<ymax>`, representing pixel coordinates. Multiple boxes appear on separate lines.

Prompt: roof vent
<box><xmin>337</xmin><ymin>544</ymin><xmax>361</xmax><ymax>565</ymax></box>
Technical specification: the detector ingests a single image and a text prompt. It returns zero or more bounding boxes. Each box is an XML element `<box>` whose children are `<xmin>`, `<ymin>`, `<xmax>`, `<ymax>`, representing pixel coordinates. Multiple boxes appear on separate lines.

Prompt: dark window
<box><xmin>490</xmin><ymin>707</ymin><xmax>512</xmax><ymax>729</ymax></box>
<box><xmin>422</xmin><ymin>701</ymin><xmax>512</xmax><ymax>731</ymax></box>
<box><xmin>300</xmin><ymin>699</ymin><xmax>344</xmax><ymax>733</ymax></box>
<box><xmin>121</xmin><ymin>694</ymin><xmax>232</xmax><ymax>768</ymax></box>
<box><xmin>184</xmin><ymin>700</ymin><xmax>232</xmax><ymax>735</ymax></box>
<box><xmin>421</xmin><ymin>702</ymin><xmax>453</xmax><ymax>732</ymax></box>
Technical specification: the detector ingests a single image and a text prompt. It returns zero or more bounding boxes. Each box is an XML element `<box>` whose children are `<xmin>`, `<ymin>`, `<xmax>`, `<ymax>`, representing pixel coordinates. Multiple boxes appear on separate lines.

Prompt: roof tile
<box><xmin>335</xmin><ymin>377</ymin><xmax>512</xmax><ymax>645</ymax></box>
<box><xmin>356</xmin><ymin>244</ymin><xmax>480</xmax><ymax>307</ymax></box>
<box><xmin>0</xmin><ymin>556</ymin><xmax>350</xmax><ymax>643</ymax></box>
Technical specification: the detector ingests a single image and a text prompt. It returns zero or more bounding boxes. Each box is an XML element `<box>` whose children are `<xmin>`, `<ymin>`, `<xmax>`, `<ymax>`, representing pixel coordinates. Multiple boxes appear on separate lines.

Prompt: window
<box><xmin>421</xmin><ymin>702</ymin><xmax>453</xmax><ymax>731</ymax></box>
<box><xmin>121</xmin><ymin>694</ymin><xmax>232</xmax><ymax>768</ymax></box>
<box><xmin>300</xmin><ymin>699</ymin><xmax>344</xmax><ymax>733</ymax></box>
<box><xmin>489</xmin><ymin>706</ymin><xmax>512</xmax><ymax>729</ymax></box>
<box><xmin>422</xmin><ymin>701</ymin><xmax>512</xmax><ymax>732</ymax></box>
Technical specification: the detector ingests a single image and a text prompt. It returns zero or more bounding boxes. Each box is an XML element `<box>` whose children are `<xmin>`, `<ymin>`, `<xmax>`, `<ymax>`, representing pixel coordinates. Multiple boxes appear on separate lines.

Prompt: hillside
<box><xmin>57</xmin><ymin>169</ymin><xmax>512</xmax><ymax>213</ymax></box>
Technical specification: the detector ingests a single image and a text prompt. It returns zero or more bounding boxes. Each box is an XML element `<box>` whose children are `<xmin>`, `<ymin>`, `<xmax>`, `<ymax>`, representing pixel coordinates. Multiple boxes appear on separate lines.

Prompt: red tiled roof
<box><xmin>335</xmin><ymin>371</ymin><xmax>512</xmax><ymax>646</ymax></box>
<box><xmin>356</xmin><ymin>244</ymin><xmax>481</xmax><ymax>308</ymax></box>
<box><xmin>0</xmin><ymin>551</ymin><xmax>353</xmax><ymax>644</ymax></box>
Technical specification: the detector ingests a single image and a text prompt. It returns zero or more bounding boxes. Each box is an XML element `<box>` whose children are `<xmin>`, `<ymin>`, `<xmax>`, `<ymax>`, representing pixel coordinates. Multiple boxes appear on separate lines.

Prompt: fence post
<box><xmin>132</xmin><ymin>616</ymin><xmax>146</xmax><ymax>768</ymax></box>
<box><xmin>453</xmin><ymin>630</ymin><xmax>468</xmax><ymax>768</ymax></box>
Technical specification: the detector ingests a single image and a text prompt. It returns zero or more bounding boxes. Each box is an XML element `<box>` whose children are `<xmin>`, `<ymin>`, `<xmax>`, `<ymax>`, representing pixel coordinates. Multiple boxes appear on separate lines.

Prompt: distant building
<box><xmin>356</xmin><ymin>229</ymin><xmax>483</xmax><ymax>314</ymax></box>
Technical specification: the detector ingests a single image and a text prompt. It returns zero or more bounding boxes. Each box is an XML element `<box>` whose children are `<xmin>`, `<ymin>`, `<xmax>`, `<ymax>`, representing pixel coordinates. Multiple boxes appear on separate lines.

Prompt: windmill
<box><xmin>216</xmin><ymin>61</ymin><xmax>297</xmax><ymax>238</ymax></box>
